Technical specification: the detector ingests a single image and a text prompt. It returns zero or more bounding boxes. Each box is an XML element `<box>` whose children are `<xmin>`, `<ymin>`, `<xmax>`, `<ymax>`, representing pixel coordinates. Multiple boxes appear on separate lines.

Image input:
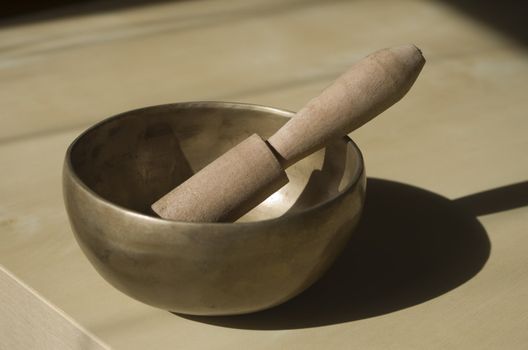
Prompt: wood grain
<box><xmin>0</xmin><ymin>266</ymin><xmax>109</xmax><ymax>350</ymax></box>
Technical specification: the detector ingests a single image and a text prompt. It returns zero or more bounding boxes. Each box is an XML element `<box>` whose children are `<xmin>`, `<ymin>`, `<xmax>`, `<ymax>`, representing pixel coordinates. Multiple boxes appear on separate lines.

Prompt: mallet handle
<box><xmin>268</xmin><ymin>45</ymin><xmax>425</xmax><ymax>168</ymax></box>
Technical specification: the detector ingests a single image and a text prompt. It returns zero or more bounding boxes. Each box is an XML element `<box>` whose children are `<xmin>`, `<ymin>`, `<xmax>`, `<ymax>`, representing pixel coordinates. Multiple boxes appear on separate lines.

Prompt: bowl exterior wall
<box><xmin>63</xmin><ymin>102</ymin><xmax>366</xmax><ymax>315</ymax></box>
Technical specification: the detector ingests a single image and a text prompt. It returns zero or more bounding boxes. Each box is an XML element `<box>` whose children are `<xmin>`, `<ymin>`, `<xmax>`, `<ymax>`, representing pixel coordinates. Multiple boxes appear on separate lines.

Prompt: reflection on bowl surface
<box><xmin>63</xmin><ymin>102</ymin><xmax>365</xmax><ymax>315</ymax></box>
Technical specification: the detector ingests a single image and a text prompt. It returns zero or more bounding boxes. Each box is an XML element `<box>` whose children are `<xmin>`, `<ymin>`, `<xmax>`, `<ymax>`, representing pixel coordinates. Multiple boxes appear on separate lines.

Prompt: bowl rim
<box><xmin>64</xmin><ymin>101</ymin><xmax>365</xmax><ymax>226</ymax></box>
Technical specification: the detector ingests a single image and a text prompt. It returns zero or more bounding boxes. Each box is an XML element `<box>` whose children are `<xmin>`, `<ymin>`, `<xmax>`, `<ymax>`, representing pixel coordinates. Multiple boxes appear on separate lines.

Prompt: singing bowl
<box><xmin>63</xmin><ymin>101</ymin><xmax>366</xmax><ymax>315</ymax></box>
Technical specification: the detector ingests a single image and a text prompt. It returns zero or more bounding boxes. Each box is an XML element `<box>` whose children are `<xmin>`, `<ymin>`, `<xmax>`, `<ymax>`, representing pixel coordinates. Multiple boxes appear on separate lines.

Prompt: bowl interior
<box><xmin>69</xmin><ymin>103</ymin><xmax>361</xmax><ymax>222</ymax></box>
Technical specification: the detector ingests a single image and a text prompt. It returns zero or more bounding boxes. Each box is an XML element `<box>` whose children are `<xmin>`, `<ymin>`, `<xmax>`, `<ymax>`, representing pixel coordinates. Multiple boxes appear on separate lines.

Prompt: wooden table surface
<box><xmin>1</xmin><ymin>1</ymin><xmax>527</xmax><ymax>349</ymax></box>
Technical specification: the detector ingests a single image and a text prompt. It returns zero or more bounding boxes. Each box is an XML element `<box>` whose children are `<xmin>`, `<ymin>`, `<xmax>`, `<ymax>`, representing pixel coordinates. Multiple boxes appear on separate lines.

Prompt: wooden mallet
<box><xmin>152</xmin><ymin>45</ymin><xmax>425</xmax><ymax>222</ymax></box>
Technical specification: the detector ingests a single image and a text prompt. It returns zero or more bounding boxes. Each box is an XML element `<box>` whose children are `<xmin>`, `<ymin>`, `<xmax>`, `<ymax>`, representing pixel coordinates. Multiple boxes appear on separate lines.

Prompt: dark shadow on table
<box><xmin>454</xmin><ymin>181</ymin><xmax>528</xmax><ymax>217</ymax></box>
<box><xmin>440</xmin><ymin>0</ymin><xmax>528</xmax><ymax>46</ymax></box>
<box><xmin>177</xmin><ymin>177</ymin><xmax>522</xmax><ymax>329</ymax></box>
<box><xmin>0</xmin><ymin>0</ymin><xmax>179</xmax><ymax>24</ymax></box>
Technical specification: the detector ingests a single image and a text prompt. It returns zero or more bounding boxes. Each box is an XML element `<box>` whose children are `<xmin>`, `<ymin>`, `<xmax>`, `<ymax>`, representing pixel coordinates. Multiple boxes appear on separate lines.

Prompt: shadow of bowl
<box><xmin>181</xmin><ymin>178</ymin><xmax>491</xmax><ymax>329</ymax></box>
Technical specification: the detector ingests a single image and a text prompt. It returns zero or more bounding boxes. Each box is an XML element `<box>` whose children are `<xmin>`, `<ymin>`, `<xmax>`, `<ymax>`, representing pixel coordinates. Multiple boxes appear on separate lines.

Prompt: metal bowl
<box><xmin>63</xmin><ymin>102</ymin><xmax>366</xmax><ymax>315</ymax></box>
